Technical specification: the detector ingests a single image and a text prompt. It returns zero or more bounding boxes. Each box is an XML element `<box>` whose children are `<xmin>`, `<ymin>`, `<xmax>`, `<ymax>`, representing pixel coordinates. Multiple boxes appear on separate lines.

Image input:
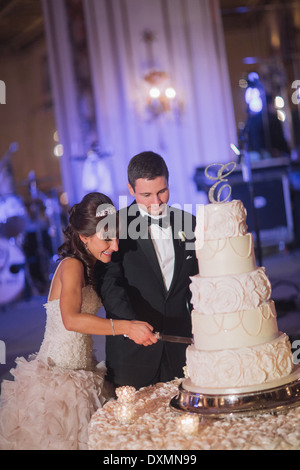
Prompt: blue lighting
<box><xmin>243</xmin><ymin>57</ymin><xmax>258</xmax><ymax>65</ymax></box>
<box><xmin>248</xmin><ymin>72</ymin><xmax>259</xmax><ymax>83</ymax></box>
<box><xmin>245</xmin><ymin>73</ymin><xmax>263</xmax><ymax>112</ymax></box>
<box><xmin>236</xmin><ymin>7</ymin><xmax>251</xmax><ymax>13</ymax></box>
<box><xmin>245</xmin><ymin>87</ymin><xmax>263</xmax><ymax>113</ymax></box>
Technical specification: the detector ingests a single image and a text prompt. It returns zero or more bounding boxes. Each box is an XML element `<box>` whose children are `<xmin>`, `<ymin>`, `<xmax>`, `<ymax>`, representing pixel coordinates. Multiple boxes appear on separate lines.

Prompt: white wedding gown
<box><xmin>0</xmin><ymin>277</ymin><xmax>109</xmax><ymax>450</ymax></box>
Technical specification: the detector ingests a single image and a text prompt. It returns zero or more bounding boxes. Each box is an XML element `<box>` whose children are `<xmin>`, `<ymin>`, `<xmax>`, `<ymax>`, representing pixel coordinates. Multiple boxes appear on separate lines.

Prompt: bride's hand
<box><xmin>126</xmin><ymin>321</ymin><xmax>158</xmax><ymax>346</ymax></box>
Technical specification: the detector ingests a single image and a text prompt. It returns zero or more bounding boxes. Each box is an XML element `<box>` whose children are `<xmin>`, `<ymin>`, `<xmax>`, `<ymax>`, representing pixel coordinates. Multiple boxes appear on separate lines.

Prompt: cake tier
<box><xmin>196</xmin><ymin>233</ymin><xmax>256</xmax><ymax>276</ymax></box>
<box><xmin>192</xmin><ymin>300</ymin><xmax>278</xmax><ymax>350</ymax></box>
<box><xmin>195</xmin><ymin>199</ymin><xmax>248</xmax><ymax>243</ymax></box>
<box><xmin>190</xmin><ymin>267</ymin><xmax>271</xmax><ymax>314</ymax></box>
<box><xmin>186</xmin><ymin>333</ymin><xmax>293</xmax><ymax>389</ymax></box>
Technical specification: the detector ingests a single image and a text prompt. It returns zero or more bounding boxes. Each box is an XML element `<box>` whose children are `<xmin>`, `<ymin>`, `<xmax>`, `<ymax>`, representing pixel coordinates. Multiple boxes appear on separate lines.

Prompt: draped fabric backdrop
<box><xmin>43</xmin><ymin>0</ymin><xmax>237</xmax><ymax>209</ymax></box>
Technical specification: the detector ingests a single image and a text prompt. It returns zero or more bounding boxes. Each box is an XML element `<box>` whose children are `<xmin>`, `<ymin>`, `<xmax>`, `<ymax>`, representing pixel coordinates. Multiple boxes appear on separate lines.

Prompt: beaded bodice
<box><xmin>37</xmin><ymin>286</ymin><xmax>102</xmax><ymax>371</ymax></box>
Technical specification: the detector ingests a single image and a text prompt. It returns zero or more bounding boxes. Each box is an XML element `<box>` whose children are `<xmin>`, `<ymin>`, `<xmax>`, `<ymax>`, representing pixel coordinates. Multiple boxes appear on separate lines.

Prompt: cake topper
<box><xmin>205</xmin><ymin>162</ymin><xmax>236</xmax><ymax>203</ymax></box>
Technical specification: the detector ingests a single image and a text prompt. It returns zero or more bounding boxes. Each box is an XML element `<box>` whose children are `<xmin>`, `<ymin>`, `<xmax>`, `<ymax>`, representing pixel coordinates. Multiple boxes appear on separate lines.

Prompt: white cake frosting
<box><xmin>191</xmin><ymin>301</ymin><xmax>278</xmax><ymax>350</ymax></box>
<box><xmin>186</xmin><ymin>333</ymin><xmax>293</xmax><ymax>389</ymax></box>
<box><xmin>195</xmin><ymin>199</ymin><xmax>248</xmax><ymax>242</ymax></box>
<box><xmin>185</xmin><ymin>199</ymin><xmax>295</xmax><ymax>391</ymax></box>
<box><xmin>190</xmin><ymin>267</ymin><xmax>271</xmax><ymax>315</ymax></box>
<box><xmin>196</xmin><ymin>233</ymin><xmax>256</xmax><ymax>276</ymax></box>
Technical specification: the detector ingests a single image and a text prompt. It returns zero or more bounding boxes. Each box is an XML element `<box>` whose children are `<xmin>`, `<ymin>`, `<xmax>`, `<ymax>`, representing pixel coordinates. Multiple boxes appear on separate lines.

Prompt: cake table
<box><xmin>88</xmin><ymin>379</ymin><xmax>300</xmax><ymax>450</ymax></box>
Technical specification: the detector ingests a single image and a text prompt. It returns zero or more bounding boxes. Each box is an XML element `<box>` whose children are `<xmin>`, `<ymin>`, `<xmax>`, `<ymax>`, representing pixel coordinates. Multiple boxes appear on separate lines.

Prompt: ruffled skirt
<box><xmin>0</xmin><ymin>355</ymin><xmax>110</xmax><ymax>450</ymax></box>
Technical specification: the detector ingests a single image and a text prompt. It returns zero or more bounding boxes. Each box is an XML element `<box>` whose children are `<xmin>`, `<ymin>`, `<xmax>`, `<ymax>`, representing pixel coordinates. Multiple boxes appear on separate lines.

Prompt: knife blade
<box><xmin>155</xmin><ymin>332</ymin><xmax>193</xmax><ymax>344</ymax></box>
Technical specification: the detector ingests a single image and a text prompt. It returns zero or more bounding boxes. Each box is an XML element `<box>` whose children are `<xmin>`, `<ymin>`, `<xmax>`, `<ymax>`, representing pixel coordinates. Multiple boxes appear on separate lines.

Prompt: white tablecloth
<box><xmin>88</xmin><ymin>379</ymin><xmax>300</xmax><ymax>450</ymax></box>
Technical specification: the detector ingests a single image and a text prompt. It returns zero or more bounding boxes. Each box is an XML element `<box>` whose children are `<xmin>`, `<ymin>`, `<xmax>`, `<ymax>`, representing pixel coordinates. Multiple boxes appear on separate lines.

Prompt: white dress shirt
<box><xmin>138</xmin><ymin>205</ymin><xmax>175</xmax><ymax>291</ymax></box>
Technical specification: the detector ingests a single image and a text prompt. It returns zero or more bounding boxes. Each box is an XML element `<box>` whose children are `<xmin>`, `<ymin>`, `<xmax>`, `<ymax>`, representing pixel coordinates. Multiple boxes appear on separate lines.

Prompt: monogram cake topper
<box><xmin>205</xmin><ymin>162</ymin><xmax>237</xmax><ymax>203</ymax></box>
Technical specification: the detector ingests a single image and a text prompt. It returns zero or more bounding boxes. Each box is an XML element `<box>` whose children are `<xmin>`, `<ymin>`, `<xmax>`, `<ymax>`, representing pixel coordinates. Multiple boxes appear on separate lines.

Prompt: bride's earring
<box><xmin>80</xmin><ymin>236</ymin><xmax>90</xmax><ymax>252</ymax></box>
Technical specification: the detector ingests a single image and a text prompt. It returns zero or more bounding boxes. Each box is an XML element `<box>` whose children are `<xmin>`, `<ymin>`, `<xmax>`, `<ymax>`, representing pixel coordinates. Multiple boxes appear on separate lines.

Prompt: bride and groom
<box><xmin>0</xmin><ymin>151</ymin><xmax>197</xmax><ymax>450</ymax></box>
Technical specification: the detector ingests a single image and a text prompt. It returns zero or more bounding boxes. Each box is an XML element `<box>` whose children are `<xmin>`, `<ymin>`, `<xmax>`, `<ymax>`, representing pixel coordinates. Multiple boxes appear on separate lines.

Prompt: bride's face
<box><xmin>81</xmin><ymin>233</ymin><xmax>119</xmax><ymax>263</ymax></box>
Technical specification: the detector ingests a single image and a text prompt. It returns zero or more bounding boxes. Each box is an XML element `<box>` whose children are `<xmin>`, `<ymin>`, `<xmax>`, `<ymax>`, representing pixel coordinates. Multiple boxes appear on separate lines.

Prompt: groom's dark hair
<box><xmin>127</xmin><ymin>151</ymin><xmax>169</xmax><ymax>190</ymax></box>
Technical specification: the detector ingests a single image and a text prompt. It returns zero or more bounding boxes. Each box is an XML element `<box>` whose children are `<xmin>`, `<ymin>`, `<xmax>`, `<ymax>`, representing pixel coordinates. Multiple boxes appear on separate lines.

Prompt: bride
<box><xmin>0</xmin><ymin>192</ymin><xmax>157</xmax><ymax>450</ymax></box>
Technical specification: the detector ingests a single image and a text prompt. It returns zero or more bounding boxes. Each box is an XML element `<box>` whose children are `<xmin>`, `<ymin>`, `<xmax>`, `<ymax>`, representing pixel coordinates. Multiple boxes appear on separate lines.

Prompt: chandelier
<box><xmin>140</xmin><ymin>30</ymin><xmax>184</xmax><ymax>122</ymax></box>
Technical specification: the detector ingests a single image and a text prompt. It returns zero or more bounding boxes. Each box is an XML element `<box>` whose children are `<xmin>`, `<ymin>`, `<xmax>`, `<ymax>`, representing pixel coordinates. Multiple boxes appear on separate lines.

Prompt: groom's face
<box><xmin>127</xmin><ymin>176</ymin><xmax>169</xmax><ymax>215</ymax></box>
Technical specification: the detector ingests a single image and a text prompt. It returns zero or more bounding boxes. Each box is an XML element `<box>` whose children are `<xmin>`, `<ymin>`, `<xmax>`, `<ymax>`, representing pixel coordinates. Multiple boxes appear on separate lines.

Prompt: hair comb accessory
<box><xmin>96</xmin><ymin>205</ymin><xmax>117</xmax><ymax>217</ymax></box>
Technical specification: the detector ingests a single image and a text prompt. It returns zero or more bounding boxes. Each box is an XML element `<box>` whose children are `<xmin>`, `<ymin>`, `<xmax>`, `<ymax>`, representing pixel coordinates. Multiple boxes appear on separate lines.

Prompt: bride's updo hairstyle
<box><xmin>58</xmin><ymin>192</ymin><xmax>118</xmax><ymax>288</ymax></box>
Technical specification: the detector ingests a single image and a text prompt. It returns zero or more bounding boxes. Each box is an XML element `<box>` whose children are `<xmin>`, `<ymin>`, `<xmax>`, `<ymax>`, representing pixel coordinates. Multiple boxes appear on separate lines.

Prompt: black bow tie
<box><xmin>147</xmin><ymin>215</ymin><xmax>170</xmax><ymax>229</ymax></box>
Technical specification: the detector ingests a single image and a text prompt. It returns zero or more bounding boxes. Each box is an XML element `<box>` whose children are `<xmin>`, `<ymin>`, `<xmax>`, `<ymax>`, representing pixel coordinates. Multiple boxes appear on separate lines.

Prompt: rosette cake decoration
<box><xmin>184</xmin><ymin>162</ymin><xmax>294</xmax><ymax>391</ymax></box>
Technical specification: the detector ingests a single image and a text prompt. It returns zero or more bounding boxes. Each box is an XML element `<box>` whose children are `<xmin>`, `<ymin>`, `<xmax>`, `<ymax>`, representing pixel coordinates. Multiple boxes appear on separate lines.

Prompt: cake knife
<box><xmin>155</xmin><ymin>332</ymin><xmax>193</xmax><ymax>344</ymax></box>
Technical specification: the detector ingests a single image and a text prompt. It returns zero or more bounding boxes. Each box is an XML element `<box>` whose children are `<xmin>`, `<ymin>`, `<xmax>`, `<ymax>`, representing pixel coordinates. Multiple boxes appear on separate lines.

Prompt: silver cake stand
<box><xmin>170</xmin><ymin>365</ymin><xmax>300</xmax><ymax>418</ymax></box>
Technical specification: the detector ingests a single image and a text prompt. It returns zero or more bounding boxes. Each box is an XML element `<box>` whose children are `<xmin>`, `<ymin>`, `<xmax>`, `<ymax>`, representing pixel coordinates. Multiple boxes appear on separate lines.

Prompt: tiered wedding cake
<box><xmin>184</xmin><ymin>199</ymin><xmax>295</xmax><ymax>393</ymax></box>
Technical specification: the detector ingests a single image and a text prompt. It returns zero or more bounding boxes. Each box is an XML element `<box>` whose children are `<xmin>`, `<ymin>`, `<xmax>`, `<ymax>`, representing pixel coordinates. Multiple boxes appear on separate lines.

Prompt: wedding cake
<box><xmin>184</xmin><ymin>199</ymin><xmax>295</xmax><ymax>393</ymax></box>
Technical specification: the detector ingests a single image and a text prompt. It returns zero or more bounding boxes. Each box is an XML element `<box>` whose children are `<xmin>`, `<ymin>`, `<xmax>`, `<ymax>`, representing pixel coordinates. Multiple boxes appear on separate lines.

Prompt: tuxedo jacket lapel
<box><xmin>167</xmin><ymin>212</ymin><xmax>185</xmax><ymax>296</ymax></box>
<box><xmin>128</xmin><ymin>203</ymin><xmax>166</xmax><ymax>292</ymax></box>
<box><xmin>137</xmin><ymin>233</ymin><xmax>166</xmax><ymax>291</ymax></box>
<box><xmin>128</xmin><ymin>203</ymin><xmax>187</xmax><ymax>296</ymax></box>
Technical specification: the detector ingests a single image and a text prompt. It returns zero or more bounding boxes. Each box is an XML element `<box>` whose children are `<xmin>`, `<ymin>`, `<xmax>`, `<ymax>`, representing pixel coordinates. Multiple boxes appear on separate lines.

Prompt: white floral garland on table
<box><xmin>88</xmin><ymin>379</ymin><xmax>300</xmax><ymax>451</ymax></box>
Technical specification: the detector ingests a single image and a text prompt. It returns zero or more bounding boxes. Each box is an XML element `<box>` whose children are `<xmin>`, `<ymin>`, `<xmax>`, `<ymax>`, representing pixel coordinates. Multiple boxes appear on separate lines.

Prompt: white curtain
<box><xmin>43</xmin><ymin>0</ymin><xmax>237</xmax><ymax>209</ymax></box>
<box><xmin>42</xmin><ymin>0</ymin><xmax>87</xmax><ymax>205</ymax></box>
<box><xmin>83</xmin><ymin>0</ymin><xmax>237</xmax><ymax>210</ymax></box>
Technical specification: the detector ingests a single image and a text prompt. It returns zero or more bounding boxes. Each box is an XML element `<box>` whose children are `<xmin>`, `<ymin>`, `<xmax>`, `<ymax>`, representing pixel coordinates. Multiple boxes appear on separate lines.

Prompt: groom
<box><xmin>100</xmin><ymin>151</ymin><xmax>198</xmax><ymax>389</ymax></box>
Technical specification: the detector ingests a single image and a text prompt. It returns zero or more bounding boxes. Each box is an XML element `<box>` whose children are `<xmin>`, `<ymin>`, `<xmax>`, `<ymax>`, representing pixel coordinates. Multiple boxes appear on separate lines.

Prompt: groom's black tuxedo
<box><xmin>99</xmin><ymin>202</ymin><xmax>198</xmax><ymax>389</ymax></box>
